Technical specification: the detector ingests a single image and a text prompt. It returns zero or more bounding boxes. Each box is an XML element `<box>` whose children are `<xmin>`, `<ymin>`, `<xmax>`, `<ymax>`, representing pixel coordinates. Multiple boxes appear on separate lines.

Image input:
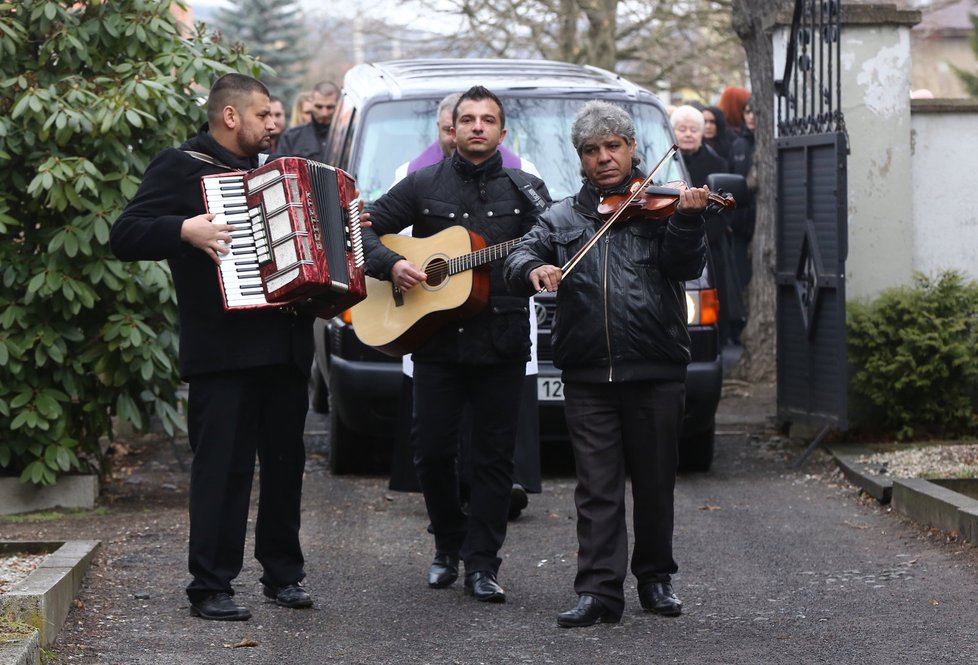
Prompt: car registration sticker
<box><xmin>537</xmin><ymin>377</ymin><xmax>564</xmax><ymax>401</ymax></box>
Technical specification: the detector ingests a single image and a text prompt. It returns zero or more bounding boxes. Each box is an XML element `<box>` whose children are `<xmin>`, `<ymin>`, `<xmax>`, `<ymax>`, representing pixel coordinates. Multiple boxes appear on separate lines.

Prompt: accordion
<box><xmin>201</xmin><ymin>157</ymin><xmax>366</xmax><ymax>316</ymax></box>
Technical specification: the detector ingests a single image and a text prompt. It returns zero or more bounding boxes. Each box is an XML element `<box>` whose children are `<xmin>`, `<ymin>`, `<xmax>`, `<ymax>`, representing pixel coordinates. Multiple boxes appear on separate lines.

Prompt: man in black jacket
<box><xmin>504</xmin><ymin>100</ymin><xmax>709</xmax><ymax>628</ymax></box>
<box><xmin>276</xmin><ymin>80</ymin><xmax>339</xmax><ymax>162</ymax></box>
<box><xmin>110</xmin><ymin>73</ymin><xmax>314</xmax><ymax>621</ymax></box>
<box><xmin>361</xmin><ymin>85</ymin><xmax>551</xmax><ymax>604</ymax></box>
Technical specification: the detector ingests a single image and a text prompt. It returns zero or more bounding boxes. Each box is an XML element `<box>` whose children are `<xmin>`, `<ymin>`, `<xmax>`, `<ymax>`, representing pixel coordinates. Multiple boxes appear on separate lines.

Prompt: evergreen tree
<box><xmin>0</xmin><ymin>0</ymin><xmax>267</xmax><ymax>485</ymax></box>
<box><xmin>215</xmin><ymin>0</ymin><xmax>306</xmax><ymax>101</ymax></box>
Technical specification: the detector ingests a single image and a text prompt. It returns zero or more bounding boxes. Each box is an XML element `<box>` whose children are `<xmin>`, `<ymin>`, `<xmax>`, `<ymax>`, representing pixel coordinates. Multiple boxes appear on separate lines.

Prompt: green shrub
<box><xmin>848</xmin><ymin>271</ymin><xmax>978</xmax><ymax>440</ymax></box>
<box><xmin>0</xmin><ymin>1</ymin><xmax>267</xmax><ymax>484</ymax></box>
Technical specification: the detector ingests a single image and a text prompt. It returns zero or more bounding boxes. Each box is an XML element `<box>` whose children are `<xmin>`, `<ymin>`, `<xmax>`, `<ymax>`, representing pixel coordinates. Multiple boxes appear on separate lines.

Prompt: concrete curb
<box><xmin>0</xmin><ymin>629</ymin><xmax>39</xmax><ymax>665</ymax></box>
<box><xmin>826</xmin><ymin>444</ymin><xmax>894</xmax><ymax>503</ymax></box>
<box><xmin>0</xmin><ymin>476</ymin><xmax>99</xmax><ymax>516</ymax></box>
<box><xmin>827</xmin><ymin>445</ymin><xmax>978</xmax><ymax>543</ymax></box>
<box><xmin>0</xmin><ymin>540</ymin><xmax>100</xmax><ymax>665</ymax></box>
<box><xmin>891</xmin><ymin>478</ymin><xmax>978</xmax><ymax>543</ymax></box>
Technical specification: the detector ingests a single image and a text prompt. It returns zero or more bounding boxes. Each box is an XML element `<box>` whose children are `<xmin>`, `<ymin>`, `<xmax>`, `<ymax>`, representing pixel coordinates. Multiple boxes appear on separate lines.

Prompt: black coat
<box><xmin>504</xmin><ymin>173</ymin><xmax>707</xmax><ymax>383</ymax></box>
<box><xmin>109</xmin><ymin>125</ymin><xmax>314</xmax><ymax>379</ymax></box>
<box><xmin>362</xmin><ymin>150</ymin><xmax>551</xmax><ymax>365</ymax></box>
<box><xmin>276</xmin><ymin>121</ymin><xmax>330</xmax><ymax>162</ymax></box>
<box><xmin>682</xmin><ymin>144</ymin><xmax>729</xmax><ymax>189</ymax></box>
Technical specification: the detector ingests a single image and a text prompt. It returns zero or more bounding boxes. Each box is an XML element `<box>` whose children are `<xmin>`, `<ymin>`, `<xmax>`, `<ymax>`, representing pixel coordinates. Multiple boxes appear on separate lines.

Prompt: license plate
<box><xmin>537</xmin><ymin>377</ymin><xmax>564</xmax><ymax>401</ymax></box>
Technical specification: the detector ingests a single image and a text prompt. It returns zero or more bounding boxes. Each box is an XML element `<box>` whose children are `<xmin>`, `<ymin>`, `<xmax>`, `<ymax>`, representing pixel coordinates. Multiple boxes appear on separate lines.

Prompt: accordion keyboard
<box><xmin>203</xmin><ymin>174</ymin><xmax>269</xmax><ymax>308</ymax></box>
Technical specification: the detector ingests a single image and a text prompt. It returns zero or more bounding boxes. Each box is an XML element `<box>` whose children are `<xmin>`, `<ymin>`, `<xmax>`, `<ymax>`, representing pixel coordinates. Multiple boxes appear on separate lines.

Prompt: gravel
<box><xmin>0</xmin><ymin>552</ymin><xmax>45</xmax><ymax>594</ymax></box>
<box><xmin>856</xmin><ymin>442</ymin><xmax>978</xmax><ymax>479</ymax></box>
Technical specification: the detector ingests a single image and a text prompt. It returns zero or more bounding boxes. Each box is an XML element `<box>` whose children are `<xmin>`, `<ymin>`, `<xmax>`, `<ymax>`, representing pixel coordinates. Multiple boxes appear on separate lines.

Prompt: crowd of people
<box><xmin>667</xmin><ymin>85</ymin><xmax>757</xmax><ymax>347</ymax></box>
<box><xmin>109</xmin><ymin>71</ymin><xmax>754</xmax><ymax>630</ymax></box>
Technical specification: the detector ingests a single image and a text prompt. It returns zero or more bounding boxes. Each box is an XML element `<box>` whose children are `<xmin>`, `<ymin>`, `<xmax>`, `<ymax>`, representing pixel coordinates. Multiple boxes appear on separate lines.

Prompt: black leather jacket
<box><xmin>504</xmin><ymin>174</ymin><xmax>707</xmax><ymax>383</ymax></box>
<box><xmin>362</xmin><ymin>150</ymin><xmax>551</xmax><ymax>365</ymax></box>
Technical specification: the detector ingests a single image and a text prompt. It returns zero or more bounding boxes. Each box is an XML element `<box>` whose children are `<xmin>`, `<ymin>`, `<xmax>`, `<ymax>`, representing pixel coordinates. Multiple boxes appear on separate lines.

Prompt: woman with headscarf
<box><xmin>702</xmin><ymin>106</ymin><xmax>734</xmax><ymax>163</ymax></box>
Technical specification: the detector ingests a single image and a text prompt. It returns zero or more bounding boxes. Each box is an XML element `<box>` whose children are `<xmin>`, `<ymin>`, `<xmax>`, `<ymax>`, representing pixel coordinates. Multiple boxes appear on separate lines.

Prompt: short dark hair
<box><xmin>207</xmin><ymin>74</ymin><xmax>269</xmax><ymax>125</ymax></box>
<box><xmin>313</xmin><ymin>81</ymin><xmax>340</xmax><ymax>98</ymax></box>
<box><xmin>453</xmin><ymin>85</ymin><xmax>506</xmax><ymax>128</ymax></box>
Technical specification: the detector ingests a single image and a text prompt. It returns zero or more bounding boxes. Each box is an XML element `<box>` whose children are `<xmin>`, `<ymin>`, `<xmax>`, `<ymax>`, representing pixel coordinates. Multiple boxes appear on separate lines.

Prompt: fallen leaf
<box><xmin>223</xmin><ymin>639</ymin><xmax>259</xmax><ymax>649</ymax></box>
<box><xmin>929</xmin><ymin>598</ymin><xmax>939</xmax><ymax>607</ymax></box>
<box><xmin>73</xmin><ymin>599</ymin><xmax>85</xmax><ymax>609</ymax></box>
<box><xmin>699</xmin><ymin>505</ymin><xmax>722</xmax><ymax>511</ymax></box>
<box><xmin>844</xmin><ymin>520</ymin><xmax>870</xmax><ymax>529</ymax></box>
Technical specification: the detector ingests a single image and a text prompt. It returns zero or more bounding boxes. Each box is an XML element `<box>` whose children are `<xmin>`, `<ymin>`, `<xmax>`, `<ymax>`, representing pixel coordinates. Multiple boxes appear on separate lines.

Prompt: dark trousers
<box><xmin>389</xmin><ymin>373</ymin><xmax>542</xmax><ymax>494</ymax></box>
<box><xmin>185</xmin><ymin>365</ymin><xmax>307</xmax><ymax>601</ymax></box>
<box><xmin>564</xmin><ymin>379</ymin><xmax>683</xmax><ymax>615</ymax></box>
<box><xmin>412</xmin><ymin>361</ymin><xmax>525</xmax><ymax>574</ymax></box>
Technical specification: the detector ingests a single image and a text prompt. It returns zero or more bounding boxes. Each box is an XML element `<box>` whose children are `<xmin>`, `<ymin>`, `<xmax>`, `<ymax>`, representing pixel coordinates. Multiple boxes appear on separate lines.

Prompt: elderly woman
<box><xmin>670</xmin><ymin>104</ymin><xmax>729</xmax><ymax>187</ymax></box>
<box><xmin>670</xmin><ymin>104</ymin><xmax>745</xmax><ymax>347</ymax></box>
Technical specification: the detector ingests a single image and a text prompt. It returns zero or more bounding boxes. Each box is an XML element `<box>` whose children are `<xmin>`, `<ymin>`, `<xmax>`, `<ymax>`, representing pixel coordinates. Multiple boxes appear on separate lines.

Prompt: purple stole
<box><xmin>406</xmin><ymin>141</ymin><xmax>522</xmax><ymax>174</ymax></box>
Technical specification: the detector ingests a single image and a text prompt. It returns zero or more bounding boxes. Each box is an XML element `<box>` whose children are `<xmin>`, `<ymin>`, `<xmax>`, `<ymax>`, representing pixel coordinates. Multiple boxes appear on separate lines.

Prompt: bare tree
<box><xmin>412</xmin><ymin>0</ymin><xmax>746</xmax><ymax>94</ymax></box>
<box><xmin>729</xmin><ymin>0</ymin><xmax>782</xmax><ymax>382</ymax></box>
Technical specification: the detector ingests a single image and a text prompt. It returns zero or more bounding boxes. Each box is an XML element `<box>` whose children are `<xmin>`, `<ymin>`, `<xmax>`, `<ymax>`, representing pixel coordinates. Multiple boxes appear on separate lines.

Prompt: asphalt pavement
<box><xmin>6</xmin><ymin>382</ymin><xmax>978</xmax><ymax>664</ymax></box>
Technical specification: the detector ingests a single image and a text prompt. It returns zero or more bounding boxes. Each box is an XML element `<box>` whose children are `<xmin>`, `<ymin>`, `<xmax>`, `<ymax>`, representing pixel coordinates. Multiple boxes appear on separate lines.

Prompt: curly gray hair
<box><xmin>571</xmin><ymin>100</ymin><xmax>635</xmax><ymax>154</ymax></box>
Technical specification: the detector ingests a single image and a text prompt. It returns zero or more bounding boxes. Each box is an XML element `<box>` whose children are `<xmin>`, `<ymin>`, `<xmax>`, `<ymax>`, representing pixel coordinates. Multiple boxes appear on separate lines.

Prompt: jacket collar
<box><xmin>185</xmin><ymin>124</ymin><xmax>260</xmax><ymax>171</ymax></box>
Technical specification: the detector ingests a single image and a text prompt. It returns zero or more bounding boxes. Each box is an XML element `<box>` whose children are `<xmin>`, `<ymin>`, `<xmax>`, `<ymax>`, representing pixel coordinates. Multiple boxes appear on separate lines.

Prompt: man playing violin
<box><xmin>503</xmin><ymin>100</ymin><xmax>709</xmax><ymax>628</ymax></box>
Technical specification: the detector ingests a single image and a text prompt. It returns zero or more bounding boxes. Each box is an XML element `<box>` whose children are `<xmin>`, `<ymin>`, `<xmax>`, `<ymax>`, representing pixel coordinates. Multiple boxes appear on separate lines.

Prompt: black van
<box><xmin>311</xmin><ymin>58</ymin><xmax>725</xmax><ymax>473</ymax></box>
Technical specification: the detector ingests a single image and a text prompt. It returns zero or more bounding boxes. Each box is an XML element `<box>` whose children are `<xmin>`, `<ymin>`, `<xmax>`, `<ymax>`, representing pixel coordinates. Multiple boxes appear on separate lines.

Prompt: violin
<box><xmin>552</xmin><ymin>144</ymin><xmax>734</xmax><ymax>287</ymax></box>
<box><xmin>597</xmin><ymin>178</ymin><xmax>736</xmax><ymax>221</ymax></box>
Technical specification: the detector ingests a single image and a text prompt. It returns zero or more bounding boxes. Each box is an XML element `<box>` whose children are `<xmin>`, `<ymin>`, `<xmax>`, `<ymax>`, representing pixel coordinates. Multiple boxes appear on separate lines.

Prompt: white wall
<box><xmin>839</xmin><ymin>7</ymin><xmax>919</xmax><ymax>301</ymax></box>
<box><xmin>910</xmin><ymin>100</ymin><xmax>978</xmax><ymax>282</ymax></box>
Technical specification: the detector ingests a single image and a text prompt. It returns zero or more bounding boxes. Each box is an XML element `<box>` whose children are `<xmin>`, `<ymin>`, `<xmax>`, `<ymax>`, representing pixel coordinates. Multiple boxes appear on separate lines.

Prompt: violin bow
<box><xmin>557</xmin><ymin>143</ymin><xmax>678</xmax><ymax>282</ymax></box>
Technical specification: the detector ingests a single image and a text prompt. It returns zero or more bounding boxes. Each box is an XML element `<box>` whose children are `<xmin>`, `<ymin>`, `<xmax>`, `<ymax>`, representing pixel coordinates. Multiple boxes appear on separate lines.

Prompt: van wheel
<box><xmin>309</xmin><ymin>358</ymin><xmax>329</xmax><ymax>414</ymax></box>
<box><xmin>328</xmin><ymin>405</ymin><xmax>362</xmax><ymax>475</ymax></box>
<box><xmin>678</xmin><ymin>427</ymin><xmax>715</xmax><ymax>473</ymax></box>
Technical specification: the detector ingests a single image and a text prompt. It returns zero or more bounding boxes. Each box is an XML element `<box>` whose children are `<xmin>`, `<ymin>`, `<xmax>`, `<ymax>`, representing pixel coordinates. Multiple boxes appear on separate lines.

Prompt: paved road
<box><xmin>14</xmin><ymin>404</ymin><xmax>978</xmax><ymax>664</ymax></box>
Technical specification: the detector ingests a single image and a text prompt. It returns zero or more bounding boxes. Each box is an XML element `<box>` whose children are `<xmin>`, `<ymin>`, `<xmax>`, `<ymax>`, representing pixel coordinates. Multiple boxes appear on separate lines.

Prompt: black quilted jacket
<box><xmin>362</xmin><ymin>150</ymin><xmax>551</xmax><ymax>364</ymax></box>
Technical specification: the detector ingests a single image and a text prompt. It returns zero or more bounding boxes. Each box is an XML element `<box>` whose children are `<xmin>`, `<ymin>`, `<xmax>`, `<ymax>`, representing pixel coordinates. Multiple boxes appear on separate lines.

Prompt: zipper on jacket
<box><xmin>603</xmin><ymin>234</ymin><xmax>613</xmax><ymax>382</ymax></box>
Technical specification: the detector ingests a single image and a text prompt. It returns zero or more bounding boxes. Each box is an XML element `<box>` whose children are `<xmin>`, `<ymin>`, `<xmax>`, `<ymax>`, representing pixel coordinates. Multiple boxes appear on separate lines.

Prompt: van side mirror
<box><xmin>706</xmin><ymin>173</ymin><xmax>748</xmax><ymax>208</ymax></box>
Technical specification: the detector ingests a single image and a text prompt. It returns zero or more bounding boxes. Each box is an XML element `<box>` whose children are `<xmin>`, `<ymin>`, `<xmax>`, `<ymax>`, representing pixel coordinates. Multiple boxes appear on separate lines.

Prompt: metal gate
<box><xmin>775</xmin><ymin>0</ymin><xmax>849</xmax><ymax>439</ymax></box>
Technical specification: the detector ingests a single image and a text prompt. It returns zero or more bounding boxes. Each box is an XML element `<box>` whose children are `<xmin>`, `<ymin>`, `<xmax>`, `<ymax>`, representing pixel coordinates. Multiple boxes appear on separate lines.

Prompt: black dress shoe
<box><xmin>638</xmin><ymin>582</ymin><xmax>683</xmax><ymax>617</ymax></box>
<box><xmin>464</xmin><ymin>571</ymin><xmax>506</xmax><ymax>603</ymax></box>
<box><xmin>263</xmin><ymin>583</ymin><xmax>313</xmax><ymax>608</ymax></box>
<box><xmin>508</xmin><ymin>484</ymin><xmax>529</xmax><ymax>521</ymax></box>
<box><xmin>189</xmin><ymin>592</ymin><xmax>252</xmax><ymax>621</ymax></box>
<box><xmin>427</xmin><ymin>552</ymin><xmax>459</xmax><ymax>588</ymax></box>
<box><xmin>556</xmin><ymin>594</ymin><xmax>620</xmax><ymax>628</ymax></box>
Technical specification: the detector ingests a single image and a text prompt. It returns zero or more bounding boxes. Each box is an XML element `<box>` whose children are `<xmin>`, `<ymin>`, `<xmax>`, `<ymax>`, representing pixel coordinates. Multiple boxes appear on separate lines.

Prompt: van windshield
<box><xmin>352</xmin><ymin>97</ymin><xmax>683</xmax><ymax>203</ymax></box>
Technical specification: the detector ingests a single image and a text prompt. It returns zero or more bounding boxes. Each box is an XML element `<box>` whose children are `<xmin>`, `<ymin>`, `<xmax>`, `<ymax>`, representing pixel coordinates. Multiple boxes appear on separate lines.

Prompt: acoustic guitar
<box><xmin>351</xmin><ymin>226</ymin><xmax>521</xmax><ymax>357</ymax></box>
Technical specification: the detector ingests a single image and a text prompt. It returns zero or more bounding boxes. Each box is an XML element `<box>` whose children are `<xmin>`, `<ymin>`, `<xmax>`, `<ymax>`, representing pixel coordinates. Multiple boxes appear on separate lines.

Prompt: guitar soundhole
<box><xmin>424</xmin><ymin>257</ymin><xmax>448</xmax><ymax>288</ymax></box>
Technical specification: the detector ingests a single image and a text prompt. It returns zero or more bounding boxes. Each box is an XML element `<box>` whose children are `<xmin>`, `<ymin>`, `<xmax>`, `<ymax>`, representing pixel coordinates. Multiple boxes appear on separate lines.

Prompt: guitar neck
<box><xmin>449</xmin><ymin>237</ymin><xmax>522</xmax><ymax>275</ymax></box>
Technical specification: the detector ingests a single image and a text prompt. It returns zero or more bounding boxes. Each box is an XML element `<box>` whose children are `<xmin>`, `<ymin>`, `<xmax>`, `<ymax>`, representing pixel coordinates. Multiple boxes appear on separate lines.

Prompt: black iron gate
<box><xmin>775</xmin><ymin>0</ymin><xmax>849</xmax><ymax>444</ymax></box>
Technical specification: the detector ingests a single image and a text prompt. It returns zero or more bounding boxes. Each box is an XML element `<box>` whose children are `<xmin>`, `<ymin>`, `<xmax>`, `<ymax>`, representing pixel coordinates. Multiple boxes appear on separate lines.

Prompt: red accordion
<box><xmin>201</xmin><ymin>157</ymin><xmax>366</xmax><ymax>316</ymax></box>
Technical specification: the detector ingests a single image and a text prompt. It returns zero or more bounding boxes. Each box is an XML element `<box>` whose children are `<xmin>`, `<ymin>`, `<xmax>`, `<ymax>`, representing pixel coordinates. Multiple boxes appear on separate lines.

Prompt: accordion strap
<box><xmin>182</xmin><ymin>150</ymin><xmax>270</xmax><ymax>170</ymax></box>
